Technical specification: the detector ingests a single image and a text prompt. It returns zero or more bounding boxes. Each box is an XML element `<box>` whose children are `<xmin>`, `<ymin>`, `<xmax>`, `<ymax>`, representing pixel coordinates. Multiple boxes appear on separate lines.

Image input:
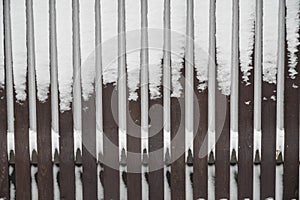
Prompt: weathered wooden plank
<box><xmin>82</xmin><ymin>92</ymin><xmax>97</xmax><ymax>200</ymax></box>
<box><xmin>171</xmin><ymin>94</ymin><xmax>185</xmax><ymax>200</ymax></box>
<box><xmin>127</xmin><ymin>93</ymin><xmax>142</xmax><ymax>200</ymax></box>
<box><xmin>0</xmin><ymin>86</ymin><xmax>9</xmax><ymax>199</ymax></box>
<box><xmin>283</xmin><ymin>17</ymin><xmax>299</xmax><ymax>200</ymax></box>
<box><xmin>59</xmin><ymin>107</ymin><xmax>75</xmax><ymax>199</ymax></box>
<box><xmin>1</xmin><ymin>0</ymin><xmax>10</xmax><ymax>197</ymax></box>
<box><xmin>193</xmin><ymin>70</ymin><xmax>208</xmax><ymax>199</ymax></box>
<box><xmin>103</xmin><ymin>83</ymin><xmax>120</xmax><ymax>200</ymax></box>
<box><xmin>14</xmin><ymin>89</ymin><xmax>31</xmax><ymax>199</ymax></box>
<box><xmin>261</xmin><ymin>82</ymin><xmax>276</xmax><ymax>199</ymax></box>
<box><xmin>237</xmin><ymin>11</ymin><xmax>254</xmax><ymax>200</ymax></box>
<box><xmin>215</xmin><ymin>95</ymin><xmax>230</xmax><ymax>199</ymax></box>
<box><xmin>148</xmin><ymin>96</ymin><xmax>164</xmax><ymax>200</ymax></box>
<box><xmin>37</xmin><ymin>96</ymin><xmax>54</xmax><ymax>200</ymax></box>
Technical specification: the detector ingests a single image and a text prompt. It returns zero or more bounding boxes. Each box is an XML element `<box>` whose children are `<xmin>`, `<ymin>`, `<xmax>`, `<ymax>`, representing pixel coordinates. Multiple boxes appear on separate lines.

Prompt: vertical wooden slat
<box><xmin>59</xmin><ymin>107</ymin><xmax>75</xmax><ymax>199</ymax></box>
<box><xmin>283</xmin><ymin>1</ymin><xmax>299</xmax><ymax>197</ymax></box>
<box><xmin>81</xmin><ymin>1</ymin><xmax>97</xmax><ymax>195</ymax></box>
<box><xmin>237</xmin><ymin>0</ymin><xmax>255</xmax><ymax>198</ymax></box>
<box><xmin>261</xmin><ymin>81</ymin><xmax>276</xmax><ymax>199</ymax></box>
<box><xmin>171</xmin><ymin>69</ymin><xmax>185</xmax><ymax>200</ymax></box>
<box><xmin>193</xmin><ymin>74</ymin><xmax>208</xmax><ymax>199</ymax></box>
<box><xmin>149</xmin><ymin>96</ymin><xmax>164</xmax><ymax>200</ymax></box>
<box><xmin>127</xmin><ymin>94</ymin><xmax>142</xmax><ymax>200</ymax></box>
<box><xmin>28</xmin><ymin>0</ymin><xmax>53</xmax><ymax>198</ymax></box>
<box><xmin>13</xmin><ymin>1</ymin><xmax>32</xmax><ymax>196</ymax></box>
<box><xmin>82</xmin><ymin>92</ymin><xmax>97</xmax><ymax>199</ymax></box>
<box><xmin>237</xmin><ymin>45</ymin><xmax>255</xmax><ymax>199</ymax></box>
<box><xmin>215</xmin><ymin>96</ymin><xmax>230</xmax><ymax>199</ymax></box>
<box><xmin>1</xmin><ymin>0</ymin><xmax>10</xmax><ymax>198</ymax></box>
<box><xmin>14</xmin><ymin>83</ymin><xmax>31</xmax><ymax>199</ymax></box>
<box><xmin>0</xmin><ymin>87</ymin><xmax>8</xmax><ymax>199</ymax></box>
<box><xmin>103</xmin><ymin>83</ymin><xmax>119</xmax><ymax>200</ymax></box>
<box><xmin>211</xmin><ymin>1</ymin><xmax>231</xmax><ymax>199</ymax></box>
<box><xmin>36</xmin><ymin>96</ymin><xmax>54</xmax><ymax>200</ymax></box>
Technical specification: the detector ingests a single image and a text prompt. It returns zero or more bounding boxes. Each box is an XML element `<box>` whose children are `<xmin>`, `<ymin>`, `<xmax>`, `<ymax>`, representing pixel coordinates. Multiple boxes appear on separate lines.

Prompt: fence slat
<box><xmin>1</xmin><ymin>0</ymin><xmax>10</xmax><ymax>198</ymax></box>
<box><xmin>82</xmin><ymin>92</ymin><xmax>97</xmax><ymax>200</ymax></box>
<box><xmin>103</xmin><ymin>83</ymin><xmax>120</xmax><ymax>200</ymax></box>
<box><xmin>59</xmin><ymin>107</ymin><xmax>75</xmax><ymax>199</ymax></box>
<box><xmin>0</xmin><ymin>87</ymin><xmax>8</xmax><ymax>199</ymax></box>
<box><xmin>171</xmin><ymin>90</ymin><xmax>185</xmax><ymax>199</ymax></box>
<box><xmin>237</xmin><ymin>2</ymin><xmax>254</xmax><ymax>199</ymax></box>
<box><xmin>148</xmin><ymin>96</ymin><xmax>164</xmax><ymax>200</ymax></box>
<box><xmin>14</xmin><ymin>84</ymin><xmax>31</xmax><ymax>199</ymax></box>
<box><xmin>215</xmin><ymin>96</ymin><xmax>230</xmax><ymax>199</ymax></box>
<box><xmin>127</xmin><ymin>96</ymin><xmax>142</xmax><ymax>200</ymax></box>
<box><xmin>283</xmin><ymin>12</ymin><xmax>299</xmax><ymax>200</ymax></box>
<box><xmin>36</xmin><ymin>96</ymin><xmax>54</xmax><ymax>200</ymax></box>
<box><xmin>193</xmin><ymin>71</ymin><xmax>208</xmax><ymax>199</ymax></box>
<box><xmin>261</xmin><ymin>82</ymin><xmax>276</xmax><ymax>199</ymax></box>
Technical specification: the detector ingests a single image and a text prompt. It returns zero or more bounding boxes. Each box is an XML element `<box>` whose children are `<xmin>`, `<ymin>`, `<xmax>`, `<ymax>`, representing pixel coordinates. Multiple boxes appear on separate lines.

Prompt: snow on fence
<box><xmin>0</xmin><ymin>0</ymin><xmax>299</xmax><ymax>199</ymax></box>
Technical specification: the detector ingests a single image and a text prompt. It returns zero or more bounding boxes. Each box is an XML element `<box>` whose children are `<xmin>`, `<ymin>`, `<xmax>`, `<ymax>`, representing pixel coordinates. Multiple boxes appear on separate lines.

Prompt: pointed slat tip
<box><xmin>142</xmin><ymin>148</ymin><xmax>148</xmax><ymax>166</ymax></box>
<box><xmin>120</xmin><ymin>148</ymin><xmax>127</xmax><ymax>166</ymax></box>
<box><xmin>230</xmin><ymin>149</ymin><xmax>238</xmax><ymax>166</ymax></box>
<box><xmin>31</xmin><ymin>150</ymin><xmax>38</xmax><ymax>166</ymax></box>
<box><xmin>9</xmin><ymin>150</ymin><xmax>15</xmax><ymax>164</ymax></box>
<box><xmin>276</xmin><ymin>151</ymin><xmax>283</xmax><ymax>165</ymax></box>
<box><xmin>75</xmin><ymin>149</ymin><xmax>82</xmax><ymax>166</ymax></box>
<box><xmin>208</xmin><ymin>151</ymin><xmax>215</xmax><ymax>165</ymax></box>
<box><xmin>165</xmin><ymin>148</ymin><xmax>171</xmax><ymax>166</ymax></box>
<box><xmin>254</xmin><ymin>150</ymin><xmax>261</xmax><ymax>165</ymax></box>
<box><xmin>53</xmin><ymin>149</ymin><xmax>60</xmax><ymax>165</ymax></box>
<box><xmin>186</xmin><ymin>149</ymin><xmax>193</xmax><ymax>166</ymax></box>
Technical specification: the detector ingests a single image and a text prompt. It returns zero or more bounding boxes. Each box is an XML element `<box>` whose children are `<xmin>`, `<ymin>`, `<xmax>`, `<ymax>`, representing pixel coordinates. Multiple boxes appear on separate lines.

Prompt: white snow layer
<box><xmin>194</xmin><ymin>0</ymin><xmax>209</xmax><ymax>91</ymax></box>
<box><xmin>263</xmin><ymin>0</ymin><xmax>279</xmax><ymax>84</ymax></box>
<box><xmin>2</xmin><ymin>0</ymin><xmax>298</xmax><ymax>107</ymax></box>
<box><xmin>239</xmin><ymin>0</ymin><xmax>255</xmax><ymax>84</ymax></box>
<box><xmin>216</xmin><ymin>0</ymin><xmax>232</xmax><ymax>95</ymax></box>
<box><xmin>170</xmin><ymin>0</ymin><xmax>186</xmax><ymax>98</ymax></box>
<box><xmin>286</xmin><ymin>0</ymin><xmax>300</xmax><ymax>79</ymax></box>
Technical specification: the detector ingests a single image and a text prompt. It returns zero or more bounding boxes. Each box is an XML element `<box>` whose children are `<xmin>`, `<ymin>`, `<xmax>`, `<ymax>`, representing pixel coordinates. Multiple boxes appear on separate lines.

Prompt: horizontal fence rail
<box><xmin>0</xmin><ymin>0</ymin><xmax>299</xmax><ymax>199</ymax></box>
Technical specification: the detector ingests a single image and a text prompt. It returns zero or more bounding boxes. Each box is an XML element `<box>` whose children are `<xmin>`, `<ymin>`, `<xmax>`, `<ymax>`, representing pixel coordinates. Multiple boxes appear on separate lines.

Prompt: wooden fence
<box><xmin>0</xmin><ymin>0</ymin><xmax>299</xmax><ymax>199</ymax></box>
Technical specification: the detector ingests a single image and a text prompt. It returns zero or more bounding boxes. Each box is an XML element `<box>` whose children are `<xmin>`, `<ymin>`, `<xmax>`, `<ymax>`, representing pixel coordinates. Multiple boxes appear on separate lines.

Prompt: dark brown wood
<box><xmin>36</xmin><ymin>95</ymin><xmax>54</xmax><ymax>200</ymax></box>
<box><xmin>215</xmin><ymin>95</ymin><xmax>230</xmax><ymax>199</ymax></box>
<box><xmin>148</xmin><ymin>96</ymin><xmax>164</xmax><ymax>200</ymax></box>
<box><xmin>193</xmin><ymin>71</ymin><xmax>208</xmax><ymax>199</ymax></box>
<box><xmin>59</xmin><ymin>107</ymin><xmax>75</xmax><ymax>200</ymax></box>
<box><xmin>238</xmin><ymin>40</ymin><xmax>254</xmax><ymax>200</ymax></box>
<box><xmin>261</xmin><ymin>82</ymin><xmax>276</xmax><ymax>199</ymax></box>
<box><xmin>171</xmin><ymin>95</ymin><xmax>185</xmax><ymax>200</ymax></box>
<box><xmin>127</xmin><ymin>91</ymin><xmax>142</xmax><ymax>200</ymax></box>
<box><xmin>0</xmin><ymin>86</ymin><xmax>9</xmax><ymax>199</ymax></box>
<box><xmin>283</xmin><ymin>31</ymin><xmax>299</xmax><ymax>199</ymax></box>
<box><xmin>103</xmin><ymin>83</ymin><xmax>119</xmax><ymax>200</ymax></box>
<box><xmin>14</xmin><ymin>90</ymin><xmax>31</xmax><ymax>199</ymax></box>
<box><xmin>82</xmin><ymin>92</ymin><xmax>97</xmax><ymax>200</ymax></box>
